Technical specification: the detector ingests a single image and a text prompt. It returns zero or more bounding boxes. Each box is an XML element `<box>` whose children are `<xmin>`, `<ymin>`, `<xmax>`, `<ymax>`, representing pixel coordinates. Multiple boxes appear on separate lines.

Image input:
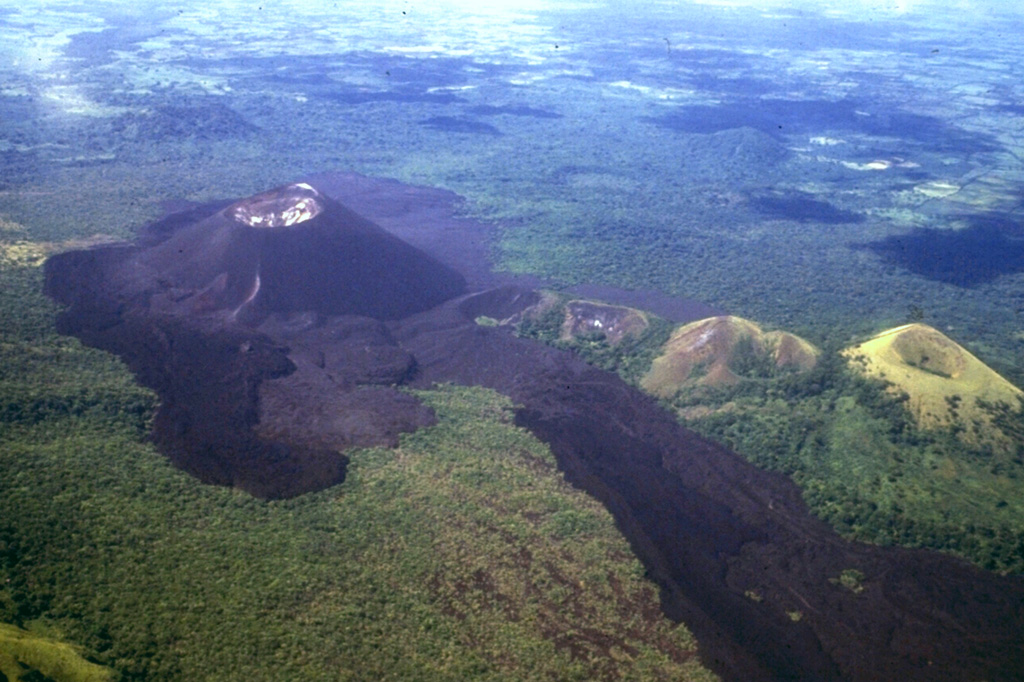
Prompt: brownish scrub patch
<box><xmin>560</xmin><ymin>300</ymin><xmax>649</xmax><ymax>345</ymax></box>
<box><xmin>642</xmin><ymin>316</ymin><xmax>818</xmax><ymax>397</ymax></box>
<box><xmin>770</xmin><ymin>330</ymin><xmax>818</xmax><ymax>368</ymax></box>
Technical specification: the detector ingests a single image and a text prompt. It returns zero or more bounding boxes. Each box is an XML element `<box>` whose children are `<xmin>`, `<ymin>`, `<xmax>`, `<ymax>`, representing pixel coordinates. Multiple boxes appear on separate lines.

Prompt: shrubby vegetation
<box><xmin>516</xmin><ymin>294</ymin><xmax>675</xmax><ymax>386</ymax></box>
<box><xmin>684</xmin><ymin>349</ymin><xmax>1024</xmax><ymax>574</ymax></box>
<box><xmin>521</xmin><ymin>308</ymin><xmax>1024</xmax><ymax>574</ymax></box>
<box><xmin>0</xmin><ymin>386</ymin><xmax>715</xmax><ymax>681</ymax></box>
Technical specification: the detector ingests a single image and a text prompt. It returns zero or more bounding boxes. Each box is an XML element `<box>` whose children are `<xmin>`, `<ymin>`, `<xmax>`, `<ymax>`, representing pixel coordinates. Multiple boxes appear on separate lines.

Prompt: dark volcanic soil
<box><xmin>44</xmin><ymin>173</ymin><xmax>1024</xmax><ymax>681</ymax></box>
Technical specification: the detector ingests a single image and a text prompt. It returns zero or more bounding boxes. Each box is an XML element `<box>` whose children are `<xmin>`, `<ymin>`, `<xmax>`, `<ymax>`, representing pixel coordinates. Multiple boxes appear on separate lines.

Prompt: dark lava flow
<box><xmin>44</xmin><ymin>173</ymin><xmax>1024</xmax><ymax>681</ymax></box>
<box><xmin>45</xmin><ymin>182</ymin><xmax>463</xmax><ymax>497</ymax></box>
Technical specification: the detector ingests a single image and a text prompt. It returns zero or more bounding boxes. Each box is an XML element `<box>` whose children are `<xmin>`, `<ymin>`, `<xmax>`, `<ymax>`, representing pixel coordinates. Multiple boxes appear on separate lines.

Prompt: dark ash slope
<box><xmin>45</xmin><ymin>182</ymin><xmax>464</xmax><ymax>497</ymax></box>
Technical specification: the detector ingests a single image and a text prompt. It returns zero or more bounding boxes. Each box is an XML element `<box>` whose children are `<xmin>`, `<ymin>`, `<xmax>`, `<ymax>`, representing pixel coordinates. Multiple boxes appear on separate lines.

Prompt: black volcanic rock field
<box><xmin>45</xmin><ymin>181</ymin><xmax>463</xmax><ymax>497</ymax></box>
<box><xmin>44</xmin><ymin>174</ymin><xmax>1024</xmax><ymax>681</ymax></box>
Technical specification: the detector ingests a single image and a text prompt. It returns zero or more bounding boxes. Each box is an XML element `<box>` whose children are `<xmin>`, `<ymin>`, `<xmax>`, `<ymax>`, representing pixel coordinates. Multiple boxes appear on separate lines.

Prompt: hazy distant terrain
<box><xmin>2</xmin><ymin>0</ymin><xmax>1022</xmax><ymax>373</ymax></box>
<box><xmin>2</xmin><ymin>0</ymin><xmax>1024</xmax><ymax>679</ymax></box>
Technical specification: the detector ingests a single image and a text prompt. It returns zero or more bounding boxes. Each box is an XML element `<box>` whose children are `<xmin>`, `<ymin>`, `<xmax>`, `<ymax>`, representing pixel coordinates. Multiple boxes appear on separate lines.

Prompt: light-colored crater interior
<box><xmin>228</xmin><ymin>183</ymin><xmax>323</xmax><ymax>228</ymax></box>
<box><xmin>891</xmin><ymin>326</ymin><xmax>966</xmax><ymax>379</ymax></box>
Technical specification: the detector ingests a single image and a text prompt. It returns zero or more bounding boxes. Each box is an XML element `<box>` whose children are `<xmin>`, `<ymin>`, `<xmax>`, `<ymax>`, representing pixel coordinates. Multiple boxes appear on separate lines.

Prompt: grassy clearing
<box><xmin>0</xmin><ymin>622</ymin><xmax>116</xmax><ymax>682</ymax></box>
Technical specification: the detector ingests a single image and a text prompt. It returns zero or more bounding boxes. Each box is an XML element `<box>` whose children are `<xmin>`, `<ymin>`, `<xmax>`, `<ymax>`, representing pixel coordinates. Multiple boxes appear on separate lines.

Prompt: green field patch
<box><xmin>0</xmin><ymin>622</ymin><xmax>116</xmax><ymax>682</ymax></box>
